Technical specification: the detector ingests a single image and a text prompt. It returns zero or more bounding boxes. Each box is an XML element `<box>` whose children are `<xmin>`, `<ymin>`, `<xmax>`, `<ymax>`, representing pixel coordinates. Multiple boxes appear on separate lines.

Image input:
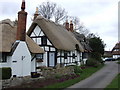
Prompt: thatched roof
<box><xmin>73</xmin><ymin>32</ymin><xmax>92</xmax><ymax>52</ymax></box>
<box><xmin>27</xmin><ymin>16</ymin><xmax>84</xmax><ymax>52</ymax></box>
<box><xmin>112</xmin><ymin>42</ymin><xmax>120</xmax><ymax>50</ymax></box>
<box><xmin>112</xmin><ymin>42</ymin><xmax>120</xmax><ymax>55</ymax></box>
<box><xmin>0</xmin><ymin>19</ymin><xmax>44</xmax><ymax>54</ymax></box>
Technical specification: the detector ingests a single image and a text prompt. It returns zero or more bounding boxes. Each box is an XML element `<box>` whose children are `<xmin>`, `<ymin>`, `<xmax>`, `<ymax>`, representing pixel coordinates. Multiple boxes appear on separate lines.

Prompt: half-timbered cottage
<box><xmin>73</xmin><ymin>32</ymin><xmax>92</xmax><ymax>64</ymax></box>
<box><xmin>111</xmin><ymin>42</ymin><xmax>120</xmax><ymax>59</ymax></box>
<box><xmin>27</xmin><ymin>15</ymin><xmax>84</xmax><ymax>67</ymax></box>
<box><xmin>0</xmin><ymin>0</ymin><xmax>44</xmax><ymax>77</ymax></box>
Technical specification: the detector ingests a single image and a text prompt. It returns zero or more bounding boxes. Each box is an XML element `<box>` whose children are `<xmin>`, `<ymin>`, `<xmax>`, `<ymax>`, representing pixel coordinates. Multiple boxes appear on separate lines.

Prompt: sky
<box><xmin>0</xmin><ymin>0</ymin><xmax>119</xmax><ymax>51</ymax></box>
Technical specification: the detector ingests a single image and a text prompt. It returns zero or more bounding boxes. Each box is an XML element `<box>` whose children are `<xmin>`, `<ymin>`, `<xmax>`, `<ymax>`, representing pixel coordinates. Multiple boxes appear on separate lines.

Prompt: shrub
<box><xmin>74</xmin><ymin>65</ymin><xmax>83</xmax><ymax>75</ymax></box>
<box><xmin>86</xmin><ymin>58</ymin><xmax>99</xmax><ymax>67</ymax></box>
<box><xmin>116</xmin><ymin>57</ymin><xmax>120</xmax><ymax>61</ymax></box>
<box><xmin>55</xmin><ymin>74</ymin><xmax>62</xmax><ymax>79</ymax></box>
<box><xmin>0</xmin><ymin>67</ymin><xmax>12</xmax><ymax>80</ymax></box>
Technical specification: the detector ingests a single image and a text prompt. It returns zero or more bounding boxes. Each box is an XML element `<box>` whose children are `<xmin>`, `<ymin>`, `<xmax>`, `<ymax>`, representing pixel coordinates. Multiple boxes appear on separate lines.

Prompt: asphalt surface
<box><xmin>65</xmin><ymin>61</ymin><xmax>119</xmax><ymax>89</ymax></box>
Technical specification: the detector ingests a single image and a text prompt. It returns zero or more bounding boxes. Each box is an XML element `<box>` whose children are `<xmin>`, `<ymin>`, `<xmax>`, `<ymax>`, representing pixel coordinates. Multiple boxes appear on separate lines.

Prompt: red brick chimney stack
<box><xmin>16</xmin><ymin>0</ymin><xmax>27</xmax><ymax>41</ymax></box>
<box><xmin>70</xmin><ymin>20</ymin><xmax>74</xmax><ymax>32</ymax></box>
<box><xmin>65</xmin><ymin>20</ymin><xmax>69</xmax><ymax>31</ymax></box>
<box><xmin>34</xmin><ymin>7</ymin><xmax>39</xmax><ymax>20</ymax></box>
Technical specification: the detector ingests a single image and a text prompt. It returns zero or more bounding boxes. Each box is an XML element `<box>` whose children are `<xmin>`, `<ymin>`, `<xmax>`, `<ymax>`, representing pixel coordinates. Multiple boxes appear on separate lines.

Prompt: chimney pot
<box><xmin>33</xmin><ymin>7</ymin><xmax>39</xmax><ymax>20</ymax></box>
<box><xmin>65</xmin><ymin>20</ymin><xmax>69</xmax><ymax>31</ymax></box>
<box><xmin>21</xmin><ymin>0</ymin><xmax>25</xmax><ymax>11</ymax></box>
<box><xmin>70</xmin><ymin>20</ymin><xmax>74</xmax><ymax>32</ymax></box>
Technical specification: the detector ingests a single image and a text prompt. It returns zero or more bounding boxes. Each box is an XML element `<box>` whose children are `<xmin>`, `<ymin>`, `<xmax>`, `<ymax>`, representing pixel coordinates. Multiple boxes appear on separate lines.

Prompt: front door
<box><xmin>48</xmin><ymin>52</ymin><xmax>55</xmax><ymax>67</ymax></box>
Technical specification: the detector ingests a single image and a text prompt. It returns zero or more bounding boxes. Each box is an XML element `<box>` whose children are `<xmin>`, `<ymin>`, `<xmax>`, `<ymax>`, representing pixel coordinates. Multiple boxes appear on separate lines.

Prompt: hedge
<box><xmin>86</xmin><ymin>58</ymin><xmax>100</xmax><ymax>67</ymax></box>
<box><xmin>0</xmin><ymin>67</ymin><xmax>12</xmax><ymax>80</ymax></box>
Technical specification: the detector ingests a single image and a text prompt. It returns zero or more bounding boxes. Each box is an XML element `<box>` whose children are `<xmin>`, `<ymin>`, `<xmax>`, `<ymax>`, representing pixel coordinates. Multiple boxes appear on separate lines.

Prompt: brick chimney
<box><xmin>65</xmin><ymin>20</ymin><xmax>69</xmax><ymax>31</ymax></box>
<box><xmin>33</xmin><ymin>7</ymin><xmax>39</xmax><ymax>20</ymax></box>
<box><xmin>16</xmin><ymin>0</ymin><xmax>27</xmax><ymax>41</ymax></box>
<box><xmin>70</xmin><ymin>20</ymin><xmax>74</xmax><ymax>32</ymax></box>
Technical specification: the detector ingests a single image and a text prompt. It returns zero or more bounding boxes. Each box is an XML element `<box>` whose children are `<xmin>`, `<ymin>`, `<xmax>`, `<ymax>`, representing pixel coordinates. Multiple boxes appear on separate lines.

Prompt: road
<box><xmin>65</xmin><ymin>61</ymin><xmax>119</xmax><ymax>89</ymax></box>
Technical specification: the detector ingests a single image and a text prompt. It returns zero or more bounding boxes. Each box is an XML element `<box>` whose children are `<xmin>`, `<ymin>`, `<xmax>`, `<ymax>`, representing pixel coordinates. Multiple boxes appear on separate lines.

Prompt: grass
<box><xmin>43</xmin><ymin>64</ymin><xmax>104</xmax><ymax>89</ymax></box>
<box><xmin>117</xmin><ymin>61</ymin><xmax>120</xmax><ymax>64</ymax></box>
<box><xmin>105</xmin><ymin>73</ymin><xmax>120</xmax><ymax>89</ymax></box>
<box><xmin>116</xmin><ymin>59</ymin><xmax>120</xmax><ymax>64</ymax></box>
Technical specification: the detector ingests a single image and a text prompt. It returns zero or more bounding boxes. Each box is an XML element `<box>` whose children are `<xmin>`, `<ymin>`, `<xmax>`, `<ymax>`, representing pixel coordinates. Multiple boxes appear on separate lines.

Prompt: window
<box><xmin>36</xmin><ymin>54</ymin><xmax>43</xmax><ymax>62</ymax></box>
<box><xmin>73</xmin><ymin>53</ymin><xmax>75</xmax><ymax>59</ymax></box>
<box><xmin>36</xmin><ymin>54</ymin><xmax>43</xmax><ymax>59</ymax></box>
<box><xmin>41</xmin><ymin>36</ymin><xmax>47</xmax><ymax>45</ymax></box>
<box><xmin>64</xmin><ymin>52</ymin><xmax>67</xmax><ymax>59</ymax></box>
<box><xmin>0</xmin><ymin>53</ymin><xmax>7</xmax><ymax>63</ymax></box>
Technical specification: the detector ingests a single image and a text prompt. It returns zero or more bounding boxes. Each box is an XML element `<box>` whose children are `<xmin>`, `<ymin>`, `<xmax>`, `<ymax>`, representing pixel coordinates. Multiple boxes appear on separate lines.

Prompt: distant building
<box><xmin>111</xmin><ymin>42</ymin><xmax>120</xmax><ymax>58</ymax></box>
<box><xmin>103</xmin><ymin>51</ymin><xmax>113</xmax><ymax>58</ymax></box>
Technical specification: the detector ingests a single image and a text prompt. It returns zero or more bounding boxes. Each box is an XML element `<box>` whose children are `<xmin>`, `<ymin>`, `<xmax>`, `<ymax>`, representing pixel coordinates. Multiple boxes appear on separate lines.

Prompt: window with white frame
<box><xmin>41</xmin><ymin>36</ymin><xmax>47</xmax><ymax>45</ymax></box>
<box><xmin>36</xmin><ymin>54</ymin><xmax>43</xmax><ymax>60</ymax></box>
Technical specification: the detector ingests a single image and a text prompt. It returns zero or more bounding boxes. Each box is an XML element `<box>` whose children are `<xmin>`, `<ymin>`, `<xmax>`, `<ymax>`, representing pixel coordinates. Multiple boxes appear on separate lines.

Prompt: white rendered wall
<box><xmin>113</xmin><ymin>55</ymin><xmax>120</xmax><ymax>59</ymax></box>
<box><xmin>77</xmin><ymin>51</ymin><xmax>81</xmax><ymax>66</ymax></box>
<box><xmin>11</xmin><ymin>41</ymin><xmax>31</xmax><ymax>77</ymax></box>
<box><xmin>0</xmin><ymin>56</ymin><xmax>11</xmax><ymax>68</ymax></box>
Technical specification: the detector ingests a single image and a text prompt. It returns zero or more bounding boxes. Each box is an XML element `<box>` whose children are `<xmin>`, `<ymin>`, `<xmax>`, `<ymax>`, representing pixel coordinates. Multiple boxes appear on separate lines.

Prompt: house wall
<box><xmin>11</xmin><ymin>41</ymin><xmax>31</xmax><ymax>77</ymax></box>
<box><xmin>76</xmin><ymin>51</ymin><xmax>82</xmax><ymax>66</ymax></box>
<box><xmin>82</xmin><ymin>52</ymin><xmax>89</xmax><ymax>64</ymax></box>
<box><xmin>57</xmin><ymin>50</ymin><xmax>82</xmax><ymax>66</ymax></box>
<box><xmin>31</xmin><ymin>55</ymin><xmax>36</xmax><ymax>72</ymax></box>
<box><xmin>0</xmin><ymin>56</ymin><xmax>11</xmax><ymax>68</ymax></box>
<box><xmin>113</xmin><ymin>55</ymin><xmax>120</xmax><ymax>59</ymax></box>
<box><xmin>30</xmin><ymin>25</ymin><xmax>56</xmax><ymax>67</ymax></box>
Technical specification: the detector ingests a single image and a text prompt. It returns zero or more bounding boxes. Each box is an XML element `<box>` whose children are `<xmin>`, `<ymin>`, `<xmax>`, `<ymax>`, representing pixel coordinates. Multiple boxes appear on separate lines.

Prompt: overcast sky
<box><xmin>0</xmin><ymin>0</ymin><xmax>119</xmax><ymax>51</ymax></box>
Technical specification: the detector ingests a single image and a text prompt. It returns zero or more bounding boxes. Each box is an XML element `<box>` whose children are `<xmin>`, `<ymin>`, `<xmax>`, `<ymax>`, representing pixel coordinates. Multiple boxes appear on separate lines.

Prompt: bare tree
<box><xmin>79</xmin><ymin>27</ymin><xmax>90</xmax><ymax>36</ymax></box>
<box><xmin>38</xmin><ymin>1</ymin><xmax>67</xmax><ymax>23</ymax></box>
<box><xmin>54</xmin><ymin>7</ymin><xmax>67</xmax><ymax>23</ymax></box>
<box><xmin>38</xmin><ymin>1</ymin><xmax>56</xmax><ymax>19</ymax></box>
<box><xmin>70</xmin><ymin>16</ymin><xmax>80</xmax><ymax>30</ymax></box>
<box><xmin>69</xmin><ymin>16</ymin><xmax>90</xmax><ymax>36</ymax></box>
<box><xmin>38</xmin><ymin>1</ymin><xmax>89</xmax><ymax>35</ymax></box>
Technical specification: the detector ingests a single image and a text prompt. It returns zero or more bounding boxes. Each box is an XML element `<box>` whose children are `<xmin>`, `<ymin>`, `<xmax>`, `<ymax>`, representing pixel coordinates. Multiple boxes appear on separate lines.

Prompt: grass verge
<box><xmin>105</xmin><ymin>73</ymin><xmax>120</xmax><ymax>89</ymax></box>
<box><xmin>117</xmin><ymin>61</ymin><xmax>120</xmax><ymax>64</ymax></box>
<box><xmin>44</xmin><ymin>64</ymin><xmax>104</xmax><ymax>89</ymax></box>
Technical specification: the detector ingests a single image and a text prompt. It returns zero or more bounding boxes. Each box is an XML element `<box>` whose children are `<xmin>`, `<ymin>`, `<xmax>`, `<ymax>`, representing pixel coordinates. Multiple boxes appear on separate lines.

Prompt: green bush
<box><xmin>0</xmin><ymin>67</ymin><xmax>12</xmax><ymax>80</ymax></box>
<box><xmin>55</xmin><ymin>74</ymin><xmax>62</xmax><ymax>79</ymax></box>
<box><xmin>86</xmin><ymin>58</ymin><xmax>99</xmax><ymax>67</ymax></box>
<box><xmin>74</xmin><ymin>65</ymin><xmax>83</xmax><ymax>75</ymax></box>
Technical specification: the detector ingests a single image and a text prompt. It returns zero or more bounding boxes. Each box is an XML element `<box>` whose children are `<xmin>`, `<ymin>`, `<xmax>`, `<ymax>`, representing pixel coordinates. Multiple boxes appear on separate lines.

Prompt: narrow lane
<box><xmin>65</xmin><ymin>61</ymin><xmax>119</xmax><ymax>89</ymax></box>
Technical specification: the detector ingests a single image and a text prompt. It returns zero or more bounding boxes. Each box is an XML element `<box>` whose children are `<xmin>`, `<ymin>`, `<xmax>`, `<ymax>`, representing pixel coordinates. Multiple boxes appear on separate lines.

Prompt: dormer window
<box><xmin>41</xmin><ymin>36</ymin><xmax>47</xmax><ymax>45</ymax></box>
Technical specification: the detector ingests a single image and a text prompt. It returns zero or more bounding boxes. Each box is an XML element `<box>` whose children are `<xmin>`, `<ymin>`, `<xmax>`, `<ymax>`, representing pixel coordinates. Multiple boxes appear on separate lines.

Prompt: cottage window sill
<box><xmin>36</xmin><ymin>59</ymin><xmax>43</xmax><ymax>62</ymax></box>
